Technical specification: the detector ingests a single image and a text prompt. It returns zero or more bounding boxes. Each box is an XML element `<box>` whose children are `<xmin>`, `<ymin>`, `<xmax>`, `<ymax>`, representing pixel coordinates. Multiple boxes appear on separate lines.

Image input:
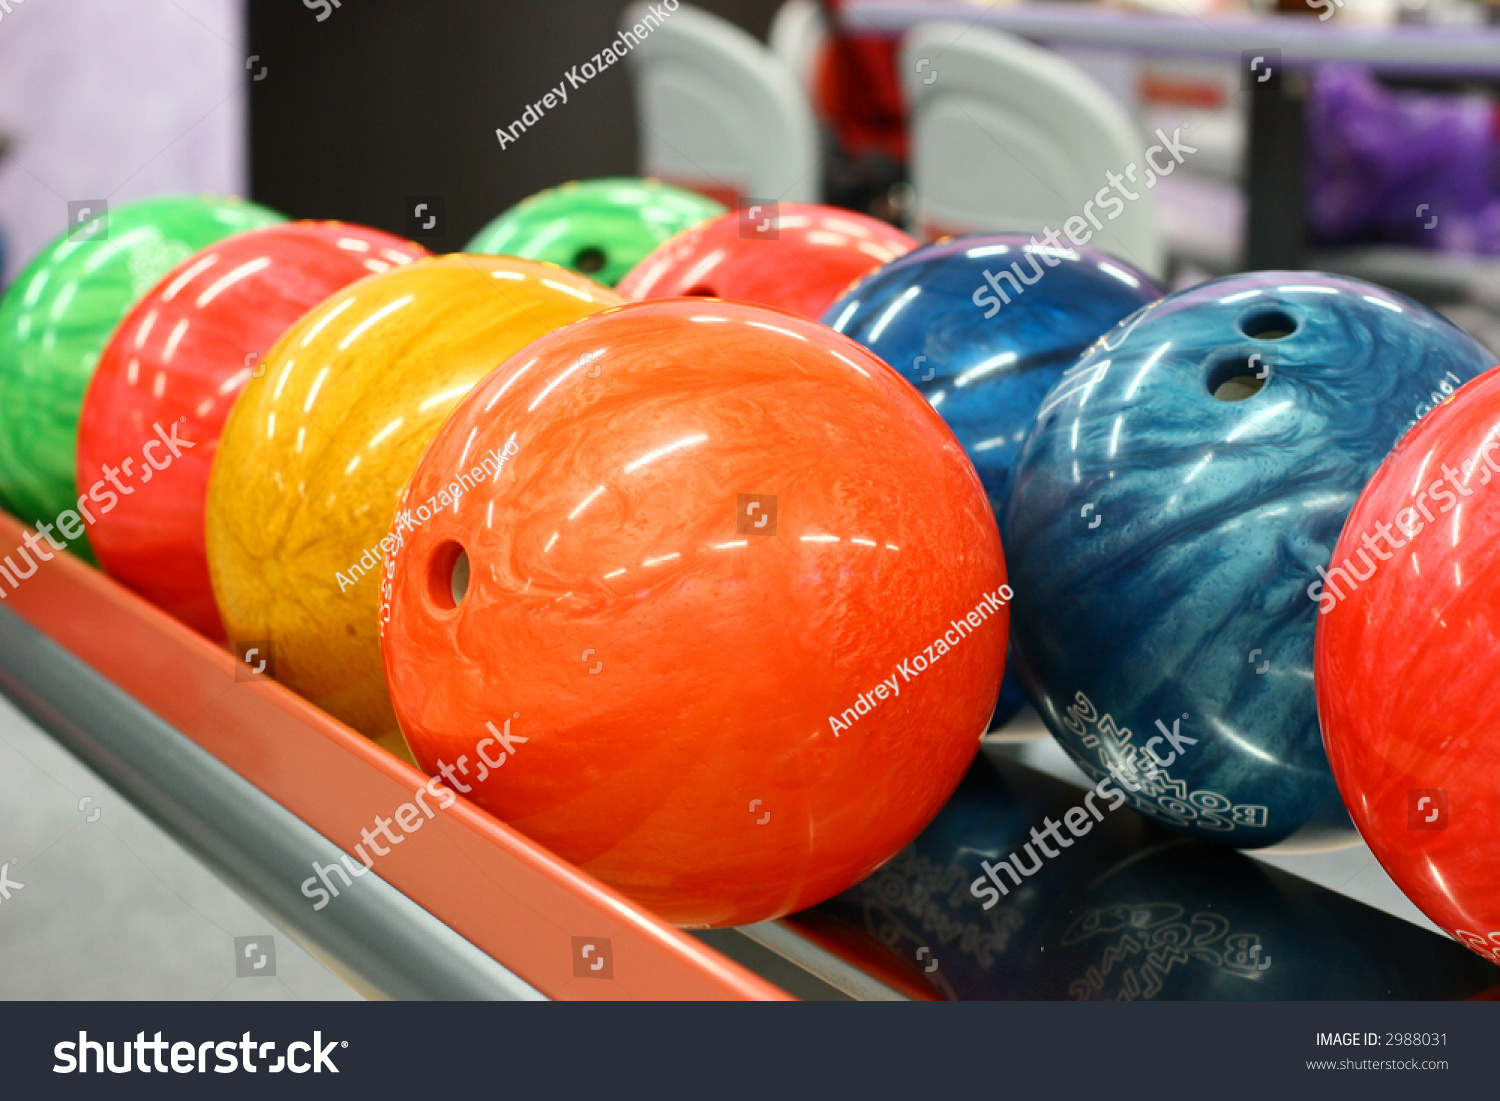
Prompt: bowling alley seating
<box><xmin>623</xmin><ymin>2</ymin><xmax>820</xmax><ymax>207</ymax></box>
<box><xmin>769</xmin><ymin>0</ymin><xmax>827</xmax><ymax>93</ymax></box>
<box><xmin>900</xmin><ymin>21</ymin><xmax>1166</xmax><ymax>279</ymax></box>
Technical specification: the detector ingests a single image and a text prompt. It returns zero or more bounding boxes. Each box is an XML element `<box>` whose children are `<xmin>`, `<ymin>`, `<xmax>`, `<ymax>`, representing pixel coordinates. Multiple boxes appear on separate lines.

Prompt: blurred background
<box><xmin>3</xmin><ymin>0</ymin><xmax>1499</xmax><ymax>340</ymax></box>
<box><xmin>0</xmin><ymin>0</ymin><xmax>781</xmax><ymax>279</ymax></box>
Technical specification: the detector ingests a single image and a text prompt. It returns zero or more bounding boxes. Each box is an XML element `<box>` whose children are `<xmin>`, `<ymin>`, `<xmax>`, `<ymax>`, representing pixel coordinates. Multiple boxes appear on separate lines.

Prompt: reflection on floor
<box><xmin>790</xmin><ymin>734</ymin><xmax>1500</xmax><ymax>1001</ymax></box>
<box><xmin>996</xmin><ymin>714</ymin><xmax>1450</xmax><ymax>936</ymax></box>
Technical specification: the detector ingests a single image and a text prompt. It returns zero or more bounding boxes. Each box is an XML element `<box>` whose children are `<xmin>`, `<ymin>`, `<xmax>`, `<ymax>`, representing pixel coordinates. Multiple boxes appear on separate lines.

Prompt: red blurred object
<box><xmin>1138</xmin><ymin>71</ymin><xmax>1226</xmax><ymax>111</ymax></box>
<box><xmin>379</xmin><ymin>298</ymin><xmax>1008</xmax><ymax>928</ymax></box>
<box><xmin>1316</xmin><ymin>362</ymin><xmax>1500</xmax><ymax>964</ymax></box>
<box><xmin>77</xmin><ymin>221</ymin><xmax>427</xmax><ymax>639</ymax></box>
<box><xmin>617</xmin><ymin>203</ymin><xmax>916</xmax><ymax>320</ymax></box>
<box><xmin>815</xmin><ymin>4</ymin><xmax>908</xmax><ymax>165</ymax></box>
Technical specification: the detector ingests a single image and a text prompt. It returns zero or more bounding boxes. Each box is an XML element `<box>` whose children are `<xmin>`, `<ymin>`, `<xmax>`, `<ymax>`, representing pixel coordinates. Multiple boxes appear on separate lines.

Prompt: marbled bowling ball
<box><xmin>1006</xmin><ymin>271</ymin><xmax>1496</xmax><ymax>847</ymax></box>
<box><xmin>823</xmin><ymin>235</ymin><xmax>1164</xmax><ymax>727</ymax></box>
<box><xmin>80</xmin><ymin>221</ymin><xmax>427</xmax><ymax>638</ymax></box>
<box><xmin>205</xmin><ymin>256</ymin><xmax>622</xmax><ymax>762</ymax></box>
<box><xmin>466</xmin><ymin>177</ymin><xmax>724</xmax><ymax>287</ymax></box>
<box><xmin>1317</xmin><ymin>365</ymin><xmax>1500</xmax><ymax>964</ymax></box>
<box><xmin>0</xmin><ymin>194</ymin><xmax>284</xmax><ymax>541</ymax></box>
<box><xmin>621</xmin><ymin>202</ymin><xmax>917</xmax><ymax>320</ymax></box>
<box><xmin>378</xmin><ymin>299</ymin><xmax>1008</xmax><ymax>928</ymax></box>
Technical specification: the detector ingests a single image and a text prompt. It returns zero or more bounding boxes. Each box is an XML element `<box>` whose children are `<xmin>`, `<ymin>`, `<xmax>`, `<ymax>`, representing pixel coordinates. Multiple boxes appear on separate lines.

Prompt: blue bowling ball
<box><xmin>1005</xmin><ymin>271</ymin><xmax>1497</xmax><ymax>847</ymax></box>
<box><xmin>822</xmin><ymin>235</ymin><xmax>1164</xmax><ymax>727</ymax></box>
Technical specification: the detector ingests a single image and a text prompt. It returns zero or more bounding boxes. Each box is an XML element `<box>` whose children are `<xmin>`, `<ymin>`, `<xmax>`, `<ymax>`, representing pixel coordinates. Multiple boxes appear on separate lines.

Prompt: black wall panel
<box><xmin>248</xmin><ymin>1</ymin><xmax>782</xmax><ymax>245</ymax></box>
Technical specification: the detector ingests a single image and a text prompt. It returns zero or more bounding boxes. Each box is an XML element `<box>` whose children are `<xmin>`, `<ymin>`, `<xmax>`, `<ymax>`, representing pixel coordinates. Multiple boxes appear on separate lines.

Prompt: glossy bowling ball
<box><xmin>823</xmin><ymin>235</ymin><xmax>1164</xmax><ymax>727</ymax></box>
<box><xmin>466</xmin><ymin>177</ymin><xmax>723</xmax><ymax>286</ymax></box>
<box><xmin>1006</xmin><ymin>271</ymin><xmax>1496</xmax><ymax>847</ymax></box>
<box><xmin>0</xmin><ymin>195</ymin><xmax>284</xmax><ymax>543</ymax></box>
<box><xmin>378</xmin><ymin>299</ymin><xmax>1008</xmax><ymax>927</ymax></box>
<box><xmin>78</xmin><ymin>222</ymin><xmax>428</xmax><ymax>638</ymax></box>
<box><xmin>1317</xmin><ymin>363</ymin><xmax>1500</xmax><ymax>965</ymax></box>
<box><xmin>205</xmin><ymin>256</ymin><xmax>621</xmax><ymax>761</ymax></box>
<box><xmin>619</xmin><ymin>202</ymin><xmax>917</xmax><ymax>320</ymax></box>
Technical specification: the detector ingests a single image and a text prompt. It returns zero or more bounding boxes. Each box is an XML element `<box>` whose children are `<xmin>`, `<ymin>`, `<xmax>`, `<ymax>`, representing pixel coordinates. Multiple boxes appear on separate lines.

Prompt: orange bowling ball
<box><xmin>205</xmin><ymin>255</ymin><xmax>622</xmax><ymax>760</ymax></box>
<box><xmin>378</xmin><ymin>299</ymin><xmax>1008</xmax><ymax>926</ymax></box>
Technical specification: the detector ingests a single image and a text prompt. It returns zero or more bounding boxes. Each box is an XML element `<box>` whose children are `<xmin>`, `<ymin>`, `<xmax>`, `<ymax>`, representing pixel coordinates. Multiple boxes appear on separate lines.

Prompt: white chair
<box><xmin>900</xmin><ymin>21</ymin><xmax>1164</xmax><ymax>278</ymax></box>
<box><xmin>624</xmin><ymin>2</ymin><xmax>819</xmax><ymax>207</ymax></box>
<box><xmin>768</xmin><ymin>0</ymin><xmax>827</xmax><ymax>95</ymax></box>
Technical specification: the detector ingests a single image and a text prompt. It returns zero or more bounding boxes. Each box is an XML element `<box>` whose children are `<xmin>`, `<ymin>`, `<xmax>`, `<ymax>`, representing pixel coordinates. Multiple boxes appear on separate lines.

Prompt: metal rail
<box><xmin>0</xmin><ymin>606</ymin><xmax>542</xmax><ymax>1001</ymax></box>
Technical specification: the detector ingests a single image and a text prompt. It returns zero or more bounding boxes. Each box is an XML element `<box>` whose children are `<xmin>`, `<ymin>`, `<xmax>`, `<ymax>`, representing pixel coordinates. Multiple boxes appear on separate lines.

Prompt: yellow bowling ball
<box><xmin>205</xmin><ymin>255</ymin><xmax>622</xmax><ymax>761</ymax></box>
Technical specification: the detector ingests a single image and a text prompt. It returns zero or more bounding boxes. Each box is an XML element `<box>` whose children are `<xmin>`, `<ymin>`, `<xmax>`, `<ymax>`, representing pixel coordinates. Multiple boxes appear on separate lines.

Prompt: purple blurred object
<box><xmin>1306</xmin><ymin>64</ymin><xmax>1500</xmax><ymax>255</ymax></box>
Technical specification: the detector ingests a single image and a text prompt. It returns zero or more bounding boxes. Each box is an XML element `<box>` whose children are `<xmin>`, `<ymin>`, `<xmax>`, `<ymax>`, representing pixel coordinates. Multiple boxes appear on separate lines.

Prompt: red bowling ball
<box><xmin>77</xmin><ymin>221</ymin><xmax>428</xmax><ymax>638</ymax></box>
<box><xmin>1317</xmin><ymin>362</ymin><xmax>1500</xmax><ymax>963</ymax></box>
<box><xmin>617</xmin><ymin>202</ymin><xmax>916</xmax><ymax>320</ymax></box>
<box><xmin>378</xmin><ymin>299</ymin><xmax>1008</xmax><ymax>928</ymax></box>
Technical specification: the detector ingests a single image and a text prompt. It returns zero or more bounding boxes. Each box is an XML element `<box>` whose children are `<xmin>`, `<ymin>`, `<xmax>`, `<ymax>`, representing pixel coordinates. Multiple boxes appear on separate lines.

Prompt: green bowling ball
<box><xmin>0</xmin><ymin>194</ymin><xmax>284</xmax><ymax>555</ymax></box>
<box><xmin>465</xmin><ymin>177</ymin><xmax>723</xmax><ymax>287</ymax></box>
